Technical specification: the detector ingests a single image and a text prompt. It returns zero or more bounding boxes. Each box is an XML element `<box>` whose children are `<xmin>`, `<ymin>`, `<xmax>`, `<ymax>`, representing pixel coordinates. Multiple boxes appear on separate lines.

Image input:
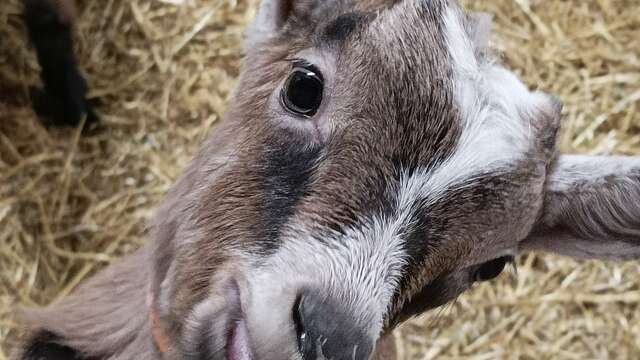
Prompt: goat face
<box><xmin>147</xmin><ymin>1</ymin><xmax>640</xmax><ymax>359</ymax></box>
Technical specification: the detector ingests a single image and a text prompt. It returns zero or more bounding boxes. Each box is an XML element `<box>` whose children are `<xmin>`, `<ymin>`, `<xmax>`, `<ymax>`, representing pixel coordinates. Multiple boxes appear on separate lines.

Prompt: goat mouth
<box><xmin>227</xmin><ymin>317</ymin><xmax>252</xmax><ymax>360</ymax></box>
<box><xmin>225</xmin><ymin>279</ymin><xmax>253</xmax><ymax>360</ymax></box>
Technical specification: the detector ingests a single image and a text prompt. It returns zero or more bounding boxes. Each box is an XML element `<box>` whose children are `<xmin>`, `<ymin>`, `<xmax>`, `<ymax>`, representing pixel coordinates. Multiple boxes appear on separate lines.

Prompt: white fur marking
<box><xmin>431</xmin><ymin>5</ymin><xmax>544</xmax><ymax>196</ymax></box>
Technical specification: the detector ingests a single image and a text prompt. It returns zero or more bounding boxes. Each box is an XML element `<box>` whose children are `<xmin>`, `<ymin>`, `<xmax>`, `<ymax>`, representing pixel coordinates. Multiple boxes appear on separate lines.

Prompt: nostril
<box><xmin>290</xmin><ymin>293</ymin><xmax>374</xmax><ymax>360</ymax></box>
<box><xmin>292</xmin><ymin>294</ymin><xmax>306</xmax><ymax>351</ymax></box>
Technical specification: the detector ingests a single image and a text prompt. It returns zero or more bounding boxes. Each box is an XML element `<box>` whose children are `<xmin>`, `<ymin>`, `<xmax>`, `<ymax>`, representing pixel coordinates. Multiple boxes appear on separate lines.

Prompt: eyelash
<box><xmin>285</xmin><ymin>57</ymin><xmax>306</xmax><ymax>65</ymax></box>
<box><xmin>284</xmin><ymin>58</ymin><xmax>322</xmax><ymax>73</ymax></box>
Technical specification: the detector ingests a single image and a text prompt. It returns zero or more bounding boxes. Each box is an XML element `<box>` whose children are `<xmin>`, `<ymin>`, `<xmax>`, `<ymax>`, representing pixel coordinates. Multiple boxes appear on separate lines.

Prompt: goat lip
<box><xmin>224</xmin><ymin>278</ymin><xmax>253</xmax><ymax>360</ymax></box>
<box><xmin>227</xmin><ymin>317</ymin><xmax>253</xmax><ymax>360</ymax></box>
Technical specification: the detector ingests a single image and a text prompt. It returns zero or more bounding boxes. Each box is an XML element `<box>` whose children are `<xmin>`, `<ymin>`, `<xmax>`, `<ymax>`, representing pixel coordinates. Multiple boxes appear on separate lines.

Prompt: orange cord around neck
<box><xmin>148</xmin><ymin>291</ymin><xmax>171</xmax><ymax>355</ymax></box>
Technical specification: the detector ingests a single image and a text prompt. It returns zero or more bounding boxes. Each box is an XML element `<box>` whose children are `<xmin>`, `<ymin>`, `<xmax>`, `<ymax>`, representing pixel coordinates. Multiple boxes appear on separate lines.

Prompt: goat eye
<box><xmin>280</xmin><ymin>62</ymin><xmax>324</xmax><ymax>117</ymax></box>
<box><xmin>292</xmin><ymin>295</ymin><xmax>307</xmax><ymax>351</ymax></box>
<box><xmin>474</xmin><ymin>256</ymin><xmax>512</xmax><ymax>282</ymax></box>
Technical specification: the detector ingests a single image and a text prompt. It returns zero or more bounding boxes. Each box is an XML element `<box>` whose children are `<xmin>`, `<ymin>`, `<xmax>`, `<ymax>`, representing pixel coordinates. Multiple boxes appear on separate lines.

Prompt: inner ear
<box><xmin>261</xmin><ymin>0</ymin><xmax>295</xmax><ymax>30</ymax></box>
<box><xmin>246</xmin><ymin>0</ymin><xmax>291</xmax><ymax>47</ymax></box>
<box><xmin>19</xmin><ymin>331</ymin><xmax>92</xmax><ymax>360</ymax></box>
<box><xmin>246</xmin><ymin>0</ymin><xmax>340</xmax><ymax>48</ymax></box>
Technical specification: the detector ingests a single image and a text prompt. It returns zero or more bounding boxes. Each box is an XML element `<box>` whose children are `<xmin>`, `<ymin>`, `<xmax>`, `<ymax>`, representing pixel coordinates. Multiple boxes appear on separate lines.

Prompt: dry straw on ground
<box><xmin>0</xmin><ymin>0</ymin><xmax>639</xmax><ymax>359</ymax></box>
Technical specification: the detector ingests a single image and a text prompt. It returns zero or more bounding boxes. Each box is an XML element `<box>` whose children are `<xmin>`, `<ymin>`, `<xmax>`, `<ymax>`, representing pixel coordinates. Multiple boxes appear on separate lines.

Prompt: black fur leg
<box><xmin>21</xmin><ymin>331</ymin><xmax>95</xmax><ymax>360</ymax></box>
<box><xmin>24</xmin><ymin>0</ymin><xmax>98</xmax><ymax>128</ymax></box>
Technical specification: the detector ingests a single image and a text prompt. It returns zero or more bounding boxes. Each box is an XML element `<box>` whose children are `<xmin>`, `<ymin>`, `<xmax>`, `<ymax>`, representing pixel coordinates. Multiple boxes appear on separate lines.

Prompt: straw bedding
<box><xmin>0</xmin><ymin>0</ymin><xmax>639</xmax><ymax>358</ymax></box>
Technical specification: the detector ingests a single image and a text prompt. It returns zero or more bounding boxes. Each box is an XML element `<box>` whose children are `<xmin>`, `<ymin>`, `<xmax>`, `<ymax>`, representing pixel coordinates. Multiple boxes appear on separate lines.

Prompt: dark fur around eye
<box><xmin>390</xmin><ymin>256</ymin><xmax>516</xmax><ymax>328</ymax></box>
<box><xmin>474</xmin><ymin>256</ymin><xmax>514</xmax><ymax>282</ymax></box>
<box><xmin>389</xmin><ymin>273</ymin><xmax>457</xmax><ymax>326</ymax></box>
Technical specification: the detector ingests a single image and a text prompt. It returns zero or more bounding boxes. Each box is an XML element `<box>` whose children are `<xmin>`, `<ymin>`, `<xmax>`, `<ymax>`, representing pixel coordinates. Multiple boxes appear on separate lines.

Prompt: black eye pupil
<box><xmin>475</xmin><ymin>256</ymin><xmax>510</xmax><ymax>282</ymax></box>
<box><xmin>281</xmin><ymin>66</ymin><xmax>323</xmax><ymax>117</ymax></box>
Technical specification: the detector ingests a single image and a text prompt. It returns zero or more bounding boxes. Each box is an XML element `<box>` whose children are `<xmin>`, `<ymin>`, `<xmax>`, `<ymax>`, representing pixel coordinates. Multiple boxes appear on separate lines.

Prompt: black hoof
<box><xmin>30</xmin><ymin>86</ymin><xmax>100</xmax><ymax>130</ymax></box>
<box><xmin>25</xmin><ymin>0</ymin><xmax>100</xmax><ymax>132</ymax></box>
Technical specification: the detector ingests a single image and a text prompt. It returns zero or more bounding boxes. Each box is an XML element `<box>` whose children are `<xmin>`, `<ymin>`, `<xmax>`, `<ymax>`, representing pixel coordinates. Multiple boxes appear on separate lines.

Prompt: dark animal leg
<box><xmin>19</xmin><ymin>331</ymin><xmax>95</xmax><ymax>360</ymax></box>
<box><xmin>24</xmin><ymin>0</ymin><xmax>98</xmax><ymax>128</ymax></box>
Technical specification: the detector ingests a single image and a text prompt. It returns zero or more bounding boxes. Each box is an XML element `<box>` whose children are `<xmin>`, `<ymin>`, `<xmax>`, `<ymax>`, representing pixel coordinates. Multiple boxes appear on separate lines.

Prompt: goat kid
<box><xmin>23</xmin><ymin>0</ymin><xmax>97</xmax><ymax>127</ymax></box>
<box><xmin>12</xmin><ymin>0</ymin><xmax>640</xmax><ymax>359</ymax></box>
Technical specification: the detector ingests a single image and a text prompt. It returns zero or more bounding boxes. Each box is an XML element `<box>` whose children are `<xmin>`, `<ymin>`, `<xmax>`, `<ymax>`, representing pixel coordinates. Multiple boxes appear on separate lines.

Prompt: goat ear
<box><xmin>246</xmin><ymin>0</ymin><xmax>335</xmax><ymax>48</ymax></box>
<box><xmin>16</xmin><ymin>331</ymin><xmax>91</xmax><ymax>360</ymax></box>
<box><xmin>521</xmin><ymin>155</ymin><xmax>640</xmax><ymax>260</ymax></box>
<box><xmin>245</xmin><ymin>0</ymin><xmax>300</xmax><ymax>48</ymax></box>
